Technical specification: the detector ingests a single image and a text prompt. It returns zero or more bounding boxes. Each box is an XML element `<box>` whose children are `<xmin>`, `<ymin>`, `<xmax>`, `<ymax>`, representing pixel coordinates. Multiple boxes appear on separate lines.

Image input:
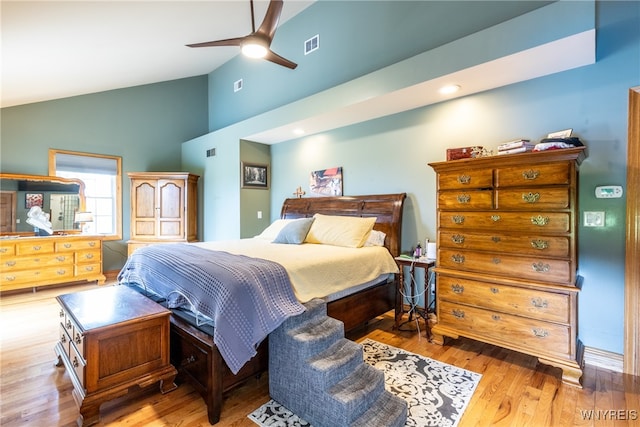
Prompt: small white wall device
<box><xmin>595</xmin><ymin>185</ymin><xmax>623</xmax><ymax>198</ymax></box>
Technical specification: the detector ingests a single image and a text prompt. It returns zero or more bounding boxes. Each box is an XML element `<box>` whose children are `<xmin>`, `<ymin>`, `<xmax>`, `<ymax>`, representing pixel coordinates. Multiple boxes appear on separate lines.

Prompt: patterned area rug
<box><xmin>248</xmin><ymin>338</ymin><xmax>481</xmax><ymax>427</ymax></box>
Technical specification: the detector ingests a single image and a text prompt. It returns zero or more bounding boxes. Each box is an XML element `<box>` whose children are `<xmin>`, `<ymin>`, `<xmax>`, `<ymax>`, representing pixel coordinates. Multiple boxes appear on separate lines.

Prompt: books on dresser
<box><xmin>497</xmin><ymin>139</ymin><xmax>535</xmax><ymax>155</ymax></box>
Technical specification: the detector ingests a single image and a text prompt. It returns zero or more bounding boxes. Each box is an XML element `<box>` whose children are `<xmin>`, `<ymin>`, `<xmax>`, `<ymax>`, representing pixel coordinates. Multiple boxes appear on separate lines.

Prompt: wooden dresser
<box><xmin>127</xmin><ymin>172</ymin><xmax>199</xmax><ymax>255</ymax></box>
<box><xmin>428</xmin><ymin>147</ymin><xmax>586</xmax><ymax>387</ymax></box>
<box><xmin>0</xmin><ymin>234</ymin><xmax>105</xmax><ymax>292</ymax></box>
<box><xmin>55</xmin><ymin>285</ymin><xmax>177</xmax><ymax>426</ymax></box>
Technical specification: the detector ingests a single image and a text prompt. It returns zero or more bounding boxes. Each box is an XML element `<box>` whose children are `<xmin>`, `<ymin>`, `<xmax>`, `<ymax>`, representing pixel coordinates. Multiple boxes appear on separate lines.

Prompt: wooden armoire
<box><xmin>428</xmin><ymin>147</ymin><xmax>586</xmax><ymax>387</ymax></box>
<box><xmin>127</xmin><ymin>172</ymin><xmax>199</xmax><ymax>255</ymax></box>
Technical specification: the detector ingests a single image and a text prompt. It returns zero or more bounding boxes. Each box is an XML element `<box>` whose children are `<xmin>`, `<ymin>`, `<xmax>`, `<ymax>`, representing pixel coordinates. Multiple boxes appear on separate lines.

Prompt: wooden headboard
<box><xmin>280</xmin><ymin>193</ymin><xmax>406</xmax><ymax>257</ymax></box>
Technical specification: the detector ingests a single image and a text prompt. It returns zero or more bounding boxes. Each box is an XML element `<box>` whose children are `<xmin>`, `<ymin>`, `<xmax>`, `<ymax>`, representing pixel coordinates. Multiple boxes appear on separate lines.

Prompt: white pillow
<box><xmin>364</xmin><ymin>230</ymin><xmax>386</xmax><ymax>247</ymax></box>
<box><xmin>254</xmin><ymin>219</ymin><xmax>297</xmax><ymax>240</ymax></box>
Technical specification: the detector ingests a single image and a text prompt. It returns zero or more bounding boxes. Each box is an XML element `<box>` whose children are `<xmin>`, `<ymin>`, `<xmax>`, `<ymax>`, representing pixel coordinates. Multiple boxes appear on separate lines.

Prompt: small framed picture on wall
<box><xmin>25</xmin><ymin>193</ymin><xmax>43</xmax><ymax>209</ymax></box>
<box><xmin>241</xmin><ymin>162</ymin><xmax>269</xmax><ymax>189</ymax></box>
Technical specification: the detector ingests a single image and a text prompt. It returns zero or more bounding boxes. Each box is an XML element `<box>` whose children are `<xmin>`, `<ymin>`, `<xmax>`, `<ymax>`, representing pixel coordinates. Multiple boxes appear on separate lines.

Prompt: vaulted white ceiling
<box><xmin>1</xmin><ymin>0</ymin><xmax>313</xmax><ymax>108</ymax></box>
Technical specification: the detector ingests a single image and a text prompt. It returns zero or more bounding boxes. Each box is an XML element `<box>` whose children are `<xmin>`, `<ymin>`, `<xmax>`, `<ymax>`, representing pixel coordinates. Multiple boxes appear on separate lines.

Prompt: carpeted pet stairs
<box><xmin>269</xmin><ymin>298</ymin><xmax>407</xmax><ymax>427</ymax></box>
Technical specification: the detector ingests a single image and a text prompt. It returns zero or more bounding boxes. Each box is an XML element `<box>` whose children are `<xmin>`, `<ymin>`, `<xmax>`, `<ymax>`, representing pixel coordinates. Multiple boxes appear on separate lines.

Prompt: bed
<box><xmin>117</xmin><ymin>193</ymin><xmax>406</xmax><ymax>424</ymax></box>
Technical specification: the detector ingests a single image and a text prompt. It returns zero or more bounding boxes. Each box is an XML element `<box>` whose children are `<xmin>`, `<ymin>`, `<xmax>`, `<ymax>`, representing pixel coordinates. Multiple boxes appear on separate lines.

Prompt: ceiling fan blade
<box><xmin>264</xmin><ymin>49</ymin><xmax>297</xmax><ymax>69</ymax></box>
<box><xmin>186</xmin><ymin>37</ymin><xmax>244</xmax><ymax>48</ymax></box>
<box><xmin>255</xmin><ymin>0</ymin><xmax>283</xmax><ymax>42</ymax></box>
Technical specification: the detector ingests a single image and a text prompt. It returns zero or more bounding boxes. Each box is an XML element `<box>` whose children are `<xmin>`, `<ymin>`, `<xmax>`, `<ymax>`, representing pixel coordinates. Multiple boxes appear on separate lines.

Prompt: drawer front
<box><xmin>438</xmin><ymin>211</ymin><xmax>571</xmax><ymax>233</ymax></box>
<box><xmin>16</xmin><ymin>241</ymin><xmax>55</xmax><ymax>255</ymax></box>
<box><xmin>438</xmin><ymin>169</ymin><xmax>494</xmax><ymax>190</ymax></box>
<box><xmin>438</xmin><ymin>300</ymin><xmax>571</xmax><ymax>358</ymax></box>
<box><xmin>75</xmin><ymin>262</ymin><xmax>101</xmax><ymax>277</ymax></box>
<box><xmin>438</xmin><ymin>190</ymin><xmax>493</xmax><ymax>210</ymax></box>
<box><xmin>55</xmin><ymin>239</ymin><xmax>101</xmax><ymax>252</ymax></box>
<box><xmin>0</xmin><ymin>243</ymin><xmax>16</xmax><ymax>256</ymax></box>
<box><xmin>76</xmin><ymin>249</ymin><xmax>102</xmax><ymax>264</ymax></box>
<box><xmin>438</xmin><ymin>248</ymin><xmax>571</xmax><ymax>284</ymax></box>
<box><xmin>1</xmin><ymin>253</ymin><xmax>70</xmax><ymax>271</ymax></box>
<box><xmin>496</xmin><ymin>187</ymin><xmax>570</xmax><ymax>210</ymax></box>
<box><xmin>495</xmin><ymin>162</ymin><xmax>571</xmax><ymax>187</ymax></box>
<box><xmin>438</xmin><ymin>230</ymin><xmax>570</xmax><ymax>257</ymax></box>
<box><xmin>437</xmin><ymin>275</ymin><xmax>570</xmax><ymax>323</ymax></box>
<box><xmin>1</xmin><ymin>265</ymin><xmax>74</xmax><ymax>286</ymax></box>
<box><xmin>70</xmin><ymin>342</ymin><xmax>86</xmax><ymax>387</ymax></box>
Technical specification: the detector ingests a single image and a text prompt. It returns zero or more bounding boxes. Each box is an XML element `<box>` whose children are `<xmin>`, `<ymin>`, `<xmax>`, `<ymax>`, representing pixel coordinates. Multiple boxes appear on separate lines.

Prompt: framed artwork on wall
<box><xmin>241</xmin><ymin>162</ymin><xmax>269</xmax><ymax>189</ymax></box>
<box><xmin>310</xmin><ymin>166</ymin><xmax>343</xmax><ymax>197</ymax></box>
<box><xmin>25</xmin><ymin>193</ymin><xmax>43</xmax><ymax>209</ymax></box>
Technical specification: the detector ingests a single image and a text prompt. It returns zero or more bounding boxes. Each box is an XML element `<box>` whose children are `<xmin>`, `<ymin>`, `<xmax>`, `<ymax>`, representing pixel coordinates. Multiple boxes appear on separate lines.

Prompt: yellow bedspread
<box><xmin>193</xmin><ymin>239</ymin><xmax>399</xmax><ymax>303</ymax></box>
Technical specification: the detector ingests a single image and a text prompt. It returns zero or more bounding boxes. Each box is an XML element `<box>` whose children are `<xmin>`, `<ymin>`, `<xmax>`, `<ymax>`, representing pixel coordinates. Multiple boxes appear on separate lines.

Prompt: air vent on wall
<box><xmin>304</xmin><ymin>35</ymin><xmax>319</xmax><ymax>55</ymax></box>
<box><xmin>234</xmin><ymin>79</ymin><xmax>243</xmax><ymax>92</ymax></box>
<box><xmin>206</xmin><ymin>148</ymin><xmax>216</xmax><ymax>157</ymax></box>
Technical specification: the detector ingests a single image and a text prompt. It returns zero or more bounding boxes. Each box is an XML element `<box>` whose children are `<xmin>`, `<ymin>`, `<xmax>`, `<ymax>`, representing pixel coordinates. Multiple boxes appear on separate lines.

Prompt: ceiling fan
<box><xmin>187</xmin><ymin>0</ymin><xmax>297</xmax><ymax>70</ymax></box>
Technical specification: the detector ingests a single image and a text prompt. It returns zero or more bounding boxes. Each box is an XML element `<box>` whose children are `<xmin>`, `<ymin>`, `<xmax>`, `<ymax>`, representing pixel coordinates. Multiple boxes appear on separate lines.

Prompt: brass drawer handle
<box><xmin>457</xmin><ymin>194</ymin><xmax>470</xmax><ymax>204</ymax></box>
<box><xmin>490</xmin><ymin>215</ymin><xmax>501</xmax><ymax>222</ymax></box>
<box><xmin>531</xmin><ymin>298</ymin><xmax>548</xmax><ymax>309</ymax></box>
<box><xmin>452</xmin><ymin>309</ymin><xmax>465</xmax><ymax>319</ymax></box>
<box><xmin>457</xmin><ymin>175</ymin><xmax>471</xmax><ymax>184</ymax></box>
<box><xmin>451</xmin><ymin>254</ymin><xmax>465</xmax><ymax>264</ymax></box>
<box><xmin>88</xmin><ymin>242</ymin><xmax>96</xmax><ymax>247</ymax></box>
<box><xmin>181</xmin><ymin>355</ymin><xmax>196</xmax><ymax>367</ymax></box>
<box><xmin>5</xmin><ymin>276</ymin><xmax>16</xmax><ymax>281</ymax></box>
<box><xmin>530</xmin><ymin>239</ymin><xmax>549</xmax><ymax>250</ymax></box>
<box><xmin>532</xmin><ymin>328</ymin><xmax>549</xmax><ymax>338</ymax></box>
<box><xmin>492</xmin><ymin>258</ymin><xmax>501</xmax><ymax>264</ymax></box>
<box><xmin>5</xmin><ymin>261</ymin><xmax>16</xmax><ymax>267</ymax></box>
<box><xmin>532</xmin><ymin>262</ymin><xmax>550</xmax><ymax>273</ymax></box>
<box><xmin>522</xmin><ymin>170</ymin><xmax>540</xmax><ymax>180</ymax></box>
<box><xmin>72</xmin><ymin>357</ymin><xmax>79</xmax><ymax>368</ymax></box>
<box><xmin>59</xmin><ymin>309</ymin><xmax>65</xmax><ymax>318</ymax></box>
<box><xmin>522</xmin><ymin>192</ymin><xmax>540</xmax><ymax>203</ymax></box>
<box><xmin>60</xmin><ymin>334</ymin><xmax>67</xmax><ymax>343</ymax></box>
<box><xmin>492</xmin><ymin>315</ymin><xmax>501</xmax><ymax>321</ymax></box>
<box><xmin>451</xmin><ymin>284</ymin><xmax>464</xmax><ymax>294</ymax></box>
<box><xmin>57</xmin><ymin>270</ymin><xmax>66</xmax><ymax>275</ymax></box>
<box><xmin>64</xmin><ymin>243</ymin><xmax>72</xmax><ymax>248</ymax></box>
<box><xmin>66</xmin><ymin>320</ymin><xmax>72</xmax><ymax>330</ymax></box>
<box><xmin>491</xmin><ymin>236</ymin><xmax>501</xmax><ymax>243</ymax></box>
<box><xmin>56</xmin><ymin>256</ymin><xmax>66</xmax><ymax>262</ymax></box>
<box><xmin>531</xmin><ymin>215</ymin><xmax>549</xmax><ymax>226</ymax></box>
<box><xmin>452</xmin><ymin>215</ymin><xmax>465</xmax><ymax>224</ymax></box>
<box><xmin>451</xmin><ymin>234</ymin><xmax>465</xmax><ymax>244</ymax></box>
<box><xmin>84</xmin><ymin>266</ymin><xmax>94</xmax><ymax>272</ymax></box>
<box><xmin>85</xmin><ymin>253</ymin><xmax>94</xmax><ymax>259</ymax></box>
<box><xmin>490</xmin><ymin>287</ymin><xmax>499</xmax><ymax>294</ymax></box>
<box><xmin>75</xmin><ymin>333</ymin><xmax>82</xmax><ymax>345</ymax></box>
<box><xmin>32</xmin><ymin>245</ymin><xmax>41</xmax><ymax>251</ymax></box>
<box><xmin>0</xmin><ymin>248</ymin><xmax>7</xmax><ymax>253</ymax></box>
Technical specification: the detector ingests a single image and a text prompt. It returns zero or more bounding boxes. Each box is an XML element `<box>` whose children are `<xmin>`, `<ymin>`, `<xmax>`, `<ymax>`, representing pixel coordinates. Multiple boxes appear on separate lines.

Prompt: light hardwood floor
<box><xmin>1</xmin><ymin>283</ymin><xmax>638</xmax><ymax>427</ymax></box>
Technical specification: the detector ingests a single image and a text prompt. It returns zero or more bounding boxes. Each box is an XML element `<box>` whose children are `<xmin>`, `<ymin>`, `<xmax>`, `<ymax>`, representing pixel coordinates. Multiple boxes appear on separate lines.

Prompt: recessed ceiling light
<box><xmin>439</xmin><ymin>84</ymin><xmax>461</xmax><ymax>95</ymax></box>
<box><xmin>293</xmin><ymin>128</ymin><xmax>305</xmax><ymax>135</ymax></box>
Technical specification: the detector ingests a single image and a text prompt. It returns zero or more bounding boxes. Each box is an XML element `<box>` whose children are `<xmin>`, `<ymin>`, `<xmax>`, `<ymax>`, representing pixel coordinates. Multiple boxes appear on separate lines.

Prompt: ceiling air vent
<box><xmin>234</xmin><ymin>79</ymin><xmax>243</xmax><ymax>92</ymax></box>
<box><xmin>304</xmin><ymin>35</ymin><xmax>319</xmax><ymax>55</ymax></box>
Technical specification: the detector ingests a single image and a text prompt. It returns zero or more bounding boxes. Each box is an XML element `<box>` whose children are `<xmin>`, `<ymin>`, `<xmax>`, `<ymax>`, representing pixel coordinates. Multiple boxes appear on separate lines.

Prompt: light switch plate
<box><xmin>584</xmin><ymin>211</ymin><xmax>605</xmax><ymax>227</ymax></box>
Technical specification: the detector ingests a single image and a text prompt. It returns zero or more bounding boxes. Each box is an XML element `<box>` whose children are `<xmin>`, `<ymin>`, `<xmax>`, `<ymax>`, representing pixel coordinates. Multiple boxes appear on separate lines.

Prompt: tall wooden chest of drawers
<box><xmin>428</xmin><ymin>147</ymin><xmax>586</xmax><ymax>387</ymax></box>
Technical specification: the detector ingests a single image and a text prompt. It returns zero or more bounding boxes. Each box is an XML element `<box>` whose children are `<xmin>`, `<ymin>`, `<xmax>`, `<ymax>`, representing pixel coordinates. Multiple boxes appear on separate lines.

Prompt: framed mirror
<box><xmin>0</xmin><ymin>172</ymin><xmax>86</xmax><ymax>236</ymax></box>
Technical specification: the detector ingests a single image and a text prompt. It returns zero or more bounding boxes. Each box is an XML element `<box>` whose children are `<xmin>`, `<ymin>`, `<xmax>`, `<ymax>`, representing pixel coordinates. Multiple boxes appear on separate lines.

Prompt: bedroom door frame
<box><xmin>625</xmin><ymin>86</ymin><xmax>639</xmax><ymax>376</ymax></box>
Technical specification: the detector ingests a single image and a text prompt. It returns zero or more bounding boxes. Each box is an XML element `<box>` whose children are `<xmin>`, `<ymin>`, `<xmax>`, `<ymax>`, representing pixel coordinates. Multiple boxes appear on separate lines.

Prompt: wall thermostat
<box><xmin>595</xmin><ymin>185</ymin><xmax>623</xmax><ymax>199</ymax></box>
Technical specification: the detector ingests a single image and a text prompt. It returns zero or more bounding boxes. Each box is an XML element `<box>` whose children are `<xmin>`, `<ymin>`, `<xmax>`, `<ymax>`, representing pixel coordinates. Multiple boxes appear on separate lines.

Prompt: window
<box><xmin>49</xmin><ymin>149</ymin><xmax>122</xmax><ymax>240</ymax></box>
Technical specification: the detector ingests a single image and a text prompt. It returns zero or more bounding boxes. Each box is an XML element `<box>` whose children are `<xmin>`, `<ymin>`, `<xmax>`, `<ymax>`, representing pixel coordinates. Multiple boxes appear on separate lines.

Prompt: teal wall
<box><xmin>1</xmin><ymin>76</ymin><xmax>209</xmax><ymax>271</ymax></box>
<box><xmin>186</xmin><ymin>0</ymin><xmax>639</xmax><ymax>355</ymax></box>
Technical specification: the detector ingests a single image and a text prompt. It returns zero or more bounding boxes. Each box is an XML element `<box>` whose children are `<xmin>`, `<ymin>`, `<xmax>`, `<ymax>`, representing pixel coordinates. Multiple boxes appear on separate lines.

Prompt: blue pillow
<box><xmin>272</xmin><ymin>218</ymin><xmax>315</xmax><ymax>244</ymax></box>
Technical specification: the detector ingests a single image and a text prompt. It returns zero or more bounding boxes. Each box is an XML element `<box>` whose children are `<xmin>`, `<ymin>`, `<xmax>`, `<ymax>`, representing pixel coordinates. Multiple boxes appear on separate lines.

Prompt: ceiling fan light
<box><xmin>242</xmin><ymin>41</ymin><xmax>268</xmax><ymax>58</ymax></box>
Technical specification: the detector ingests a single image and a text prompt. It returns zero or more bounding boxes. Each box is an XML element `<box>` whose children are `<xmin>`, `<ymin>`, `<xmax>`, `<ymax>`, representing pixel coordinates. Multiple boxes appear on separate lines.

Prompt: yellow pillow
<box><xmin>305</xmin><ymin>214</ymin><xmax>377</xmax><ymax>248</ymax></box>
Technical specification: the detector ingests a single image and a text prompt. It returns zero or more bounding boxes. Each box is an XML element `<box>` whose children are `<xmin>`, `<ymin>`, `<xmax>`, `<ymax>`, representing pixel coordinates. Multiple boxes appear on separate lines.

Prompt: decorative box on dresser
<box><xmin>0</xmin><ymin>234</ymin><xmax>105</xmax><ymax>292</ymax></box>
<box><xmin>54</xmin><ymin>285</ymin><xmax>177</xmax><ymax>426</ymax></box>
<box><xmin>428</xmin><ymin>146</ymin><xmax>586</xmax><ymax>387</ymax></box>
<box><xmin>127</xmin><ymin>172</ymin><xmax>199</xmax><ymax>255</ymax></box>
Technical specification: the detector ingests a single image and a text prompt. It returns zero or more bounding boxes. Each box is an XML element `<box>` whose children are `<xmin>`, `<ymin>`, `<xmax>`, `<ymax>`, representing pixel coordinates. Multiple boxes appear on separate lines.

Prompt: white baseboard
<box><xmin>583</xmin><ymin>346</ymin><xmax>624</xmax><ymax>373</ymax></box>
